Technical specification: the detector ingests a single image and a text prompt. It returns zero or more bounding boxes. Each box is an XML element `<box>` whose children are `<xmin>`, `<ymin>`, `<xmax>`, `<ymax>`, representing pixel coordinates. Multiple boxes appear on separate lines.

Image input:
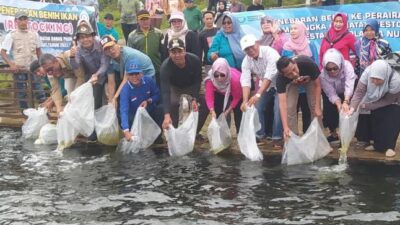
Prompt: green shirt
<box><xmin>117</xmin><ymin>0</ymin><xmax>141</xmax><ymax>24</ymax></box>
<box><xmin>127</xmin><ymin>27</ymin><xmax>163</xmax><ymax>74</ymax></box>
<box><xmin>183</xmin><ymin>6</ymin><xmax>202</xmax><ymax>32</ymax></box>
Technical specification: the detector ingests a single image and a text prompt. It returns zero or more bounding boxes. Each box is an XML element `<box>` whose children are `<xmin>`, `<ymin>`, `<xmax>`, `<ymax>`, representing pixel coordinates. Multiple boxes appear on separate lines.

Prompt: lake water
<box><xmin>1</xmin><ymin>127</ymin><xmax>400</xmax><ymax>225</ymax></box>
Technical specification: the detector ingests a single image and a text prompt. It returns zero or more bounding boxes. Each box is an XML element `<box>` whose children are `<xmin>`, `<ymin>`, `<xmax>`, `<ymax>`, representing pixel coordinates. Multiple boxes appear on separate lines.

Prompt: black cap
<box><xmin>168</xmin><ymin>38</ymin><xmax>185</xmax><ymax>50</ymax></box>
<box><xmin>104</xmin><ymin>13</ymin><xmax>114</xmax><ymax>20</ymax></box>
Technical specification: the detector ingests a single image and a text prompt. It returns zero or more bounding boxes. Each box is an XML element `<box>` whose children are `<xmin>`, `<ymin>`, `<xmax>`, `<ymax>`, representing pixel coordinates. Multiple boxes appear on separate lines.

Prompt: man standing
<box><xmin>100</xmin><ymin>35</ymin><xmax>155</xmax><ymax>105</ymax></box>
<box><xmin>240</xmin><ymin>34</ymin><xmax>282</xmax><ymax>146</ymax></box>
<box><xmin>97</xmin><ymin>13</ymin><xmax>119</xmax><ymax>41</ymax></box>
<box><xmin>118</xmin><ymin>0</ymin><xmax>141</xmax><ymax>41</ymax></box>
<box><xmin>183</xmin><ymin>0</ymin><xmax>203</xmax><ymax>32</ymax></box>
<box><xmin>276</xmin><ymin>56</ymin><xmax>322</xmax><ymax>141</ymax></box>
<box><xmin>199</xmin><ymin>11</ymin><xmax>218</xmax><ymax>73</ymax></box>
<box><xmin>160</xmin><ymin>38</ymin><xmax>202</xmax><ymax>129</ymax></box>
<box><xmin>1</xmin><ymin>10</ymin><xmax>46</xmax><ymax>109</ymax></box>
<box><xmin>70</xmin><ymin>23</ymin><xmax>110</xmax><ymax>110</ymax></box>
<box><xmin>127</xmin><ymin>10</ymin><xmax>163</xmax><ymax>85</ymax></box>
<box><xmin>229</xmin><ymin>0</ymin><xmax>246</xmax><ymax>13</ymax></box>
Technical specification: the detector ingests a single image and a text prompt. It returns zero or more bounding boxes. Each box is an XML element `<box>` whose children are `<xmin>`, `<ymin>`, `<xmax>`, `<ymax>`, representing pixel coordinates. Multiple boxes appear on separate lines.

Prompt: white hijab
<box><xmin>360</xmin><ymin>59</ymin><xmax>400</xmax><ymax>103</ymax></box>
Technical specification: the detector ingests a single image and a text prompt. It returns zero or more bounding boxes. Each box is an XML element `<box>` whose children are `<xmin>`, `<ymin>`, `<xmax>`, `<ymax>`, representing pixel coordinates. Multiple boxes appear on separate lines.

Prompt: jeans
<box><xmin>255</xmin><ymin>88</ymin><xmax>283</xmax><ymax>140</ymax></box>
<box><xmin>15</xmin><ymin>73</ymin><xmax>46</xmax><ymax>109</ymax></box>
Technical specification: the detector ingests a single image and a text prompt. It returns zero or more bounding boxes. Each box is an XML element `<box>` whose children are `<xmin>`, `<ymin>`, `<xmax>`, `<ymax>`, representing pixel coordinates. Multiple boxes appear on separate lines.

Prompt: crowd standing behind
<box><xmin>15</xmin><ymin>0</ymin><xmax>400</xmax><ymax>157</ymax></box>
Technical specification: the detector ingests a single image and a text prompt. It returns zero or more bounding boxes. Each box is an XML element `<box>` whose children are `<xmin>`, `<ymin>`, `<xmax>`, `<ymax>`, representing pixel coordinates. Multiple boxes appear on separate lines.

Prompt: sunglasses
<box><xmin>222</xmin><ymin>21</ymin><xmax>232</xmax><ymax>25</ymax></box>
<box><xmin>326</xmin><ymin>66</ymin><xmax>339</xmax><ymax>72</ymax></box>
<box><xmin>214</xmin><ymin>73</ymin><xmax>226</xmax><ymax>78</ymax></box>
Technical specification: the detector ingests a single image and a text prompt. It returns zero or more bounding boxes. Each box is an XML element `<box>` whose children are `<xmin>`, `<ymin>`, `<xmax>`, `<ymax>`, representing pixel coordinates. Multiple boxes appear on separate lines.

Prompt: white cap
<box><xmin>240</xmin><ymin>34</ymin><xmax>258</xmax><ymax>51</ymax></box>
<box><xmin>169</xmin><ymin>11</ymin><xmax>185</xmax><ymax>22</ymax></box>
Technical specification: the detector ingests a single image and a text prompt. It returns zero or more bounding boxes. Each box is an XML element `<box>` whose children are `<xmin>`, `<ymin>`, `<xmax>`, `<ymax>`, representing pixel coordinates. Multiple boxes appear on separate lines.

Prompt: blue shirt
<box><xmin>108</xmin><ymin>46</ymin><xmax>155</xmax><ymax>79</ymax></box>
<box><xmin>97</xmin><ymin>22</ymin><xmax>119</xmax><ymax>41</ymax></box>
<box><xmin>119</xmin><ymin>76</ymin><xmax>160</xmax><ymax>130</ymax></box>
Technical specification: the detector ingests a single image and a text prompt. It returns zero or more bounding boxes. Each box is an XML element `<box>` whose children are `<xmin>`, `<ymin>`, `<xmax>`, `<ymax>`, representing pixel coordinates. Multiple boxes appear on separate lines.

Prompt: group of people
<box><xmin>2</xmin><ymin>2</ymin><xmax>399</xmax><ymax>157</ymax></box>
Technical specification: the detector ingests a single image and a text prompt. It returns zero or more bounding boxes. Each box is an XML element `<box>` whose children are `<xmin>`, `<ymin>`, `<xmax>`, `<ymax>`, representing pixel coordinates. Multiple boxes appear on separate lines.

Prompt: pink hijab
<box><xmin>283</xmin><ymin>21</ymin><xmax>312</xmax><ymax>57</ymax></box>
<box><xmin>206</xmin><ymin>58</ymin><xmax>232</xmax><ymax>109</ymax></box>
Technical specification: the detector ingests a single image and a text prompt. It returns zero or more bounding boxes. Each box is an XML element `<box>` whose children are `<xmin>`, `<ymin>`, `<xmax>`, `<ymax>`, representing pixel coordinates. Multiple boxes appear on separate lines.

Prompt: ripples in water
<box><xmin>1</xmin><ymin>128</ymin><xmax>400</xmax><ymax>225</ymax></box>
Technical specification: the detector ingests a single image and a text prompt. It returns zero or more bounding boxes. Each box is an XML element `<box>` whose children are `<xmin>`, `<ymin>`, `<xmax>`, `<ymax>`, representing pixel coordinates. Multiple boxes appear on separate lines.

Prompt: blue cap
<box><xmin>125</xmin><ymin>59</ymin><xmax>142</xmax><ymax>74</ymax></box>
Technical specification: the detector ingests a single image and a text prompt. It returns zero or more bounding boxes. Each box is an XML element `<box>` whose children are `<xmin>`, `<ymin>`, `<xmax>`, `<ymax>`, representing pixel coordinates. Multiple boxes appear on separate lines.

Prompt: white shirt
<box><xmin>240</xmin><ymin>45</ymin><xmax>280</xmax><ymax>90</ymax></box>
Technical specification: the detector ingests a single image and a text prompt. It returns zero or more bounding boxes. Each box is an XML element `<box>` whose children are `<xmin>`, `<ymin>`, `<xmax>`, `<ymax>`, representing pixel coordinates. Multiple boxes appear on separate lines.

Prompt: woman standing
<box><xmin>259</xmin><ymin>16</ymin><xmax>287</xmax><ymax>55</ymax></box>
<box><xmin>161</xmin><ymin>11</ymin><xmax>201</xmax><ymax>60</ymax></box>
<box><xmin>347</xmin><ymin>60</ymin><xmax>400</xmax><ymax>157</ymax></box>
<box><xmin>205</xmin><ymin>58</ymin><xmax>243</xmax><ymax>132</ymax></box>
<box><xmin>208</xmin><ymin>14</ymin><xmax>245</xmax><ymax>70</ymax></box>
<box><xmin>319</xmin><ymin>13</ymin><xmax>356</xmax><ymax>67</ymax></box>
<box><xmin>320</xmin><ymin>48</ymin><xmax>357</xmax><ymax>142</ymax></box>
<box><xmin>214</xmin><ymin>0</ymin><xmax>228</xmax><ymax>29</ymax></box>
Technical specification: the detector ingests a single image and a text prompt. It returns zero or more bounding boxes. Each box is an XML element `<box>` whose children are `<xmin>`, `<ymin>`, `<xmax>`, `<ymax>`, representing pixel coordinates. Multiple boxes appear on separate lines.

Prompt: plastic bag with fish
<box><xmin>34</xmin><ymin>123</ymin><xmax>57</xmax><ymax>145</ymax></box>
<box><xmin>207</xmin><ymin>114</ymin><xmax>232</xmax><ymax>154</ymax></box>
<box><xmin>338</xmin><ymin>111</ymin><xmax>359</xmax><ymax>164</ymax></box>
<box><xmin>118</xmin><ymin>107</ymin><xmax>161</xmax><ymax>154</ymax></box>
<box><xmin>57</xmin><ymin>82</ymin><xmax>94</xmax><ymax>150</ymax></box>
<box><xmin>166</xmin><ymin>110</ymin><xmax>198</xmax><ymax>157</ymax></box>
<box><xmin>95</xmin><ymin>104</ymin><xmax>120</xmax><ymax>146</ymax></box>
<box><xmin>237</xmin><ymin>106</ymin><xmax>263</xmax><ymax>161</ymax></box>
<box><xmin>22</xmin><ymin>107</ymin><xmax>49</xmax><ymax>139</ymax></box>
<box><xmin>282</xmin><ymin>118</ymin><xmax>332</xmax><ymax>165</ymax></box>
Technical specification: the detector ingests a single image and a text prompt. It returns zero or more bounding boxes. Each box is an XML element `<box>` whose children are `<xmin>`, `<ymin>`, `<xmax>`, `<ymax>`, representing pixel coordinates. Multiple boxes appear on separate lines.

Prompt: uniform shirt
<box><xmin>1</xmin><ymin>30</ymin><xmax>41</xmax><ymax>67</ymax></box>
<box><xmin>119</xmin><ymin>76</ymin><xmax>160</xmax><ymax>130</ymax></box>
<box><xmin>276</xmin><ymin>56</ymin><xmax>320</xmax><ymax>94</ymax></box>
<box><xmin>240</xmin><ymin>45</ymin><xmax>280</xmax><ymax>90</ymax></box>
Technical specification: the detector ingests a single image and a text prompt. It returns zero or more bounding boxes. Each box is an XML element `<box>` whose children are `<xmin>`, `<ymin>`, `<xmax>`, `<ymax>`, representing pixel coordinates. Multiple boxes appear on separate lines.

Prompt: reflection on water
<box><xmin>1</xmin><ymin>128</ymin><xmax>400</xmax><ymax>225</ymax></box>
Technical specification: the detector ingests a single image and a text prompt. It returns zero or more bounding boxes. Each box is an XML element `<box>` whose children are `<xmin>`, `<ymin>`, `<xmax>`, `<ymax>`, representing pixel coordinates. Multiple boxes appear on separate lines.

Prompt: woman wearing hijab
<box><xmin>282</xmin><ymin>21</ymin><xmax>313</xmax><ymax>135</ymax></box>
<box><xmin>355</xmin><ymin>18</ymin><xmax>392</xmax><ymax>76</ymax></box>
<box><xmin>259</xmin><ymin>16</ymin><xmax>287</xmax><ymax>55</ymax></box>
<box><xmin>214</xmin><ymin>0</ymin><xmax>227</xmax><ymax>29</ymax></box>
<box><xmin>321</xmin><ymin>48</ymin><xmax>357</xmax><ymax>142</ymax></box>
<box><xmin>347</xmin><ymin>60</ymin><xmax>400</xmax><ymax>157</ymax></box>
<box><xmin>319</xmin><ymin>13</ymin><xmax>356</xmax><ymax>68</ymax></box>
<box><xmin>161</xmin><ymin>11</ymin><xmax>201</xmax><ymax>60</ymax></box>
<box><xmin>205</xmin><ymin>58</ymin><xmax>243</xmax><ymax>132</ymax></box>
<box><xmin>208</xmin><ymin>14</ymin><xmax>245</xmax><ymax>70</ymax></box>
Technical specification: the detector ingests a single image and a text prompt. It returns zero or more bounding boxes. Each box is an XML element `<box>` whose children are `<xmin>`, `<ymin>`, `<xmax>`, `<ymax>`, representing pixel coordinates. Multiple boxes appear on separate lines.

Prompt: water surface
<box><xmin>1</xmin><ymin>128</ymin><xmax>400</xmax><ymax>225</ymax></box>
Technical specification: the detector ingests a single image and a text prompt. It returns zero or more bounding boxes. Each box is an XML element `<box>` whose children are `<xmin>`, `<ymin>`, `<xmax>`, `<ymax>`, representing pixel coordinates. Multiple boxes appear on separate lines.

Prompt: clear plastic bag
<box><xmin>118</xmin><ymin>107</ymin><xmax>161</xmax><ymax>154</ymax></box>
<box><xmin>338</xmin><ymin>111</ymin><xmax>359</xmax><ymax>164</ymax></box>
<box><xmin>34</xmin><ymin>123</ymin><xmax>57</xmax><ymax>145</ymax></box>
<box><xmin>282</xmin><ymin>118</ymin><xmax>332</xmax><ymax>165</ymax></box>
<box><xmin>95</xmin><ymin>104</ymin><xmax>120</xmax><ymax>146</ymax></box>
<box><xmin>165</xmin><ymin>111</ymin><xmax>199</xmax><ymax>157</ymax></box>
<box><xmin>56</xmin><ymin>82</ymin><xmax>94</xmax><ymax>150</ymax></box>
<box><xmin>22</xmin><ymin>107</ymin><xmax>49</xmax><ymax>139</ymax></box>
<box><xmin>237</xmin><ymin>106</ymin><xmax>263</xmax><ymax>161</ymax></box>
<box><xmin>207</xmin><ymin>114</ymin><xmax>232</xmax><ymax>154</ymax></box>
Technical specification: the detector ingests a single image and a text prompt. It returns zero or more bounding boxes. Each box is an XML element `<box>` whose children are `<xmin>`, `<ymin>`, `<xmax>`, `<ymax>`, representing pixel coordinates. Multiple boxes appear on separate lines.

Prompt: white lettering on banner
<box><xmin>364</xmin><ymin>12</ymin><xmax>400</xmax><ymax>19</ymax></box>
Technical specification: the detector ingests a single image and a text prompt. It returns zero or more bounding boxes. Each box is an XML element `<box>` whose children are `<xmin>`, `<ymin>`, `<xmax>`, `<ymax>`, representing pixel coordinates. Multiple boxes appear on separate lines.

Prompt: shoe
<box><xmin>355</xmin><ymin>141</ymin><xmax>369</xmax><ymax>148</ymax></box>
<box><xmin>365</xmin><ymin>145</ymin><xmax>375</xmax><ymax>151</ymax></box>
<box><xmin>385</xmin><ymin>149</ymin><xmax>396</xmax><ymax>157</ymax></box>
<box><xmin>87</xmin><ymin>132</ymin><xmax>97</xmax><ymax>143</ymax></box>
<box><xmin>327</xmin><ymin>135</ymin><xmax>339</xmax><ymax>143</ymax></box>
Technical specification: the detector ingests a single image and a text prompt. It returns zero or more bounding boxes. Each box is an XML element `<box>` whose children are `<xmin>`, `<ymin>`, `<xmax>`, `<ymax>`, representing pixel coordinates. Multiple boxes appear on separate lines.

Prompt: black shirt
<box><xmin>199</xmin><ymin>27</ymin><xmax>218</xmax><ymax>65</ymax></box>
<box><xmin>276</xmin><ymin>55</ymin><xmax>320</xmax><ymax>94</ymax></box>
<box><xmin>160</xmin><ymin>53</ymin><xmax>202</xmax><ymax>113</ymax></box>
